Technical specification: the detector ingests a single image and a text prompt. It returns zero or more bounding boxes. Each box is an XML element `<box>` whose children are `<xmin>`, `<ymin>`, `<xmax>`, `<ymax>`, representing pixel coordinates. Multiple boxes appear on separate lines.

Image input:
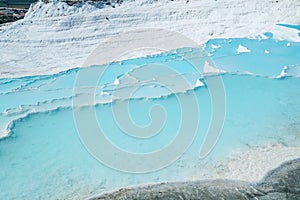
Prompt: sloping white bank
<box><xmin>0</xmin><ymin>0</ymin><xmax>299</xmax><ymax>78</ymax></box>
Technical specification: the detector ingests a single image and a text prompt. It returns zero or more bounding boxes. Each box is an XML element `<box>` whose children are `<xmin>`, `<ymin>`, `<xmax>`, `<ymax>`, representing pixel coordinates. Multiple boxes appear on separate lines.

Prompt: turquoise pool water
<box><xmin>0</xmin><ymin>32</ymin><xmax>300</xmax><ymax>199</ymax></box>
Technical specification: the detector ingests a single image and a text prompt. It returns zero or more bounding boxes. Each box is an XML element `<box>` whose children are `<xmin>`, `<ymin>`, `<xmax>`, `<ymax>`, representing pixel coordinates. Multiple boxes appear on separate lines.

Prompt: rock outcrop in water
<box><xmin>92</xmin><ymin>158</ymin><xmax>300</xmax><ymax>200</ymax></box>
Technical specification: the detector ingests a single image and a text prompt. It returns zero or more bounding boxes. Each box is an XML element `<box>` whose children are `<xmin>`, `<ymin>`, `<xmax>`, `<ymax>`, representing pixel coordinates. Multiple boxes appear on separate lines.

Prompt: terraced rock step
<box><xmin>92</xmin><ymin>158</ymin><xmax>300</xmax><ymax>200</ymax></box>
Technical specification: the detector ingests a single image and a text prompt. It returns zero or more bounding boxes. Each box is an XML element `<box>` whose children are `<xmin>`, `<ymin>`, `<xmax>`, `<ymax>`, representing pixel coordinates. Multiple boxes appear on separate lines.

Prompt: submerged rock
<box><xmin>258</xmin><ymin>158</ymin><xmax>300</xmax><ymax>199</ymax></box>
<box><xmin>92</xmin><ymin>158</ymin><xmax>300</xmax><ymax>200</ymax></box>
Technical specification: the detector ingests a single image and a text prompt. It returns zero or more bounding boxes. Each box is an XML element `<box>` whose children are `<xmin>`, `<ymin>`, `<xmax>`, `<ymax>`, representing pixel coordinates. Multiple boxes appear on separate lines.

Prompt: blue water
<box><xmin>1</xmin><ymin>33</ymin><xmax>300</xmax><ymax>199</ymax></box>
<box><xmin>277</xmin><ymin>24</ymin><xmax>300</xmax><ymax>31</ymax></box>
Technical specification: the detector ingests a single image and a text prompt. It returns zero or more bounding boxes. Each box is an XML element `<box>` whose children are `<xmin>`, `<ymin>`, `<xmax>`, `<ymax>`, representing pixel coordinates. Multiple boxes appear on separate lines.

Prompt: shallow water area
<box><xmin>0</xmin><ymin>33</ymin><xmax>300</xmax><ymax>199</ymax></box>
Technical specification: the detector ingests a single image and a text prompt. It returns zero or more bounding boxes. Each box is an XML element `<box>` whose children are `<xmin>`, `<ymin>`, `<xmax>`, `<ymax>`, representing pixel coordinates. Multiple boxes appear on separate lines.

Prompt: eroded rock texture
<box><xmin>92</xmin><ymin>158</ymin><xmax>300</xmax><ymax>200</ymax></box>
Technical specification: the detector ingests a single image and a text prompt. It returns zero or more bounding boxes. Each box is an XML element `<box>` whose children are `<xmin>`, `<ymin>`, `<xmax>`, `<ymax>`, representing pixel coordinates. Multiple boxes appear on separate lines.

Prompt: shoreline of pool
<box><xmin>90</xmin><ymin>157</ymin><xmax>300</xmax><ymax>200</ymax></box>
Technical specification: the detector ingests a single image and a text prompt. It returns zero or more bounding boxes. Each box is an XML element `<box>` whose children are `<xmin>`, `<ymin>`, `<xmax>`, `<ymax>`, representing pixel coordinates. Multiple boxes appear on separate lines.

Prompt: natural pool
<box><xmin>0</xmin><ymin>32</ymin><xmax>300</xmax><ymax>199</ymax></box>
